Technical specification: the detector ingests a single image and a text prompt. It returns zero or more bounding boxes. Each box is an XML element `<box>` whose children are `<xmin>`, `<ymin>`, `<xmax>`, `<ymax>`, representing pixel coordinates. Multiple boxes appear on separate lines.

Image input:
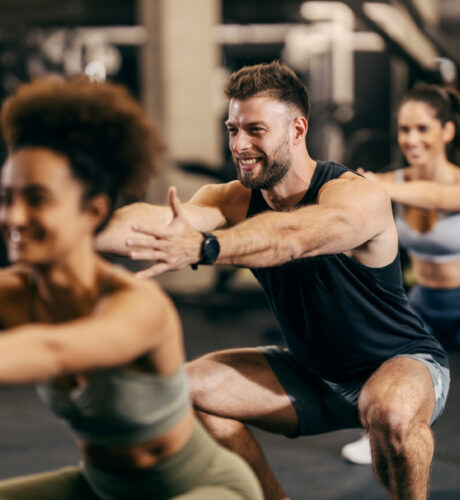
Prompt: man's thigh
<box><xmin>187</xmin><ymin>346</ymin><xmax>361</xmax><ymax>437</ymax></box>
<box><xmin>358</xmin><ymin>354</ymin><xmax>449</xmax><ymax>428</ymax></box>
<box><xmin>187</xmin><ymin>347</ymin><xmax>299</xmax><ymax>435</ymax></box>
<box><xmin>260</xmin><ymin>346</ymin><xmax>361</xmax><ymax>436</ymax></box>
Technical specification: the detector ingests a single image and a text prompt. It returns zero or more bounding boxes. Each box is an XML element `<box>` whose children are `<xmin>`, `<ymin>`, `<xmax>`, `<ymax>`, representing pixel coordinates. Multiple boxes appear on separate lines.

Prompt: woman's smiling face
<box><xmin>0</xmin><ymin>147</ymin><xmax>95</xmax><ymax>265</ymax></box>
<box><xmin>397</xmin><ymin>100</ymin><xmax>453</xmax><ymax>167</ymax></box>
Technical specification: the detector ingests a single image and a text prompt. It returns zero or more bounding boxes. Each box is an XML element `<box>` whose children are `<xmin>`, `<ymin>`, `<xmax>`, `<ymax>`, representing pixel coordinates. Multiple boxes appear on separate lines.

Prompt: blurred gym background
<box><xmin>0</xmin><ymin>0</ymin><xmax>459</xmax><ymax>293</ymax></box>
<box><xmin>0</xmin><ymin>2</ymin><xmax>459</xmax><ymax>498</ymax></box>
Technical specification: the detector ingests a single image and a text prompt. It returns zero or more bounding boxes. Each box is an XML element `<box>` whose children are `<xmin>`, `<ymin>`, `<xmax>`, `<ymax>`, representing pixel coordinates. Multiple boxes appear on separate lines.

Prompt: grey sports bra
<box><xmin>32</xmin><ymin>271</ymin><xmax>190</xmax><ymax>446</ymax></box>
<box><xmin>37</xmin><ymin>366</ymin><xmax>190</xmax><ymax>446</ymax></box>
<box><xmin>394</xmin><ymin>169</ymin><xmax>460</xmax><ymax>263</ymax></box>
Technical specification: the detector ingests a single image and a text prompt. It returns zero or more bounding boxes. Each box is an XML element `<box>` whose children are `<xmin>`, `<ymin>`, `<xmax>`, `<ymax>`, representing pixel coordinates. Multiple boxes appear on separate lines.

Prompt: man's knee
<box><xmin>197</xmin><ymin>409</ymin><xmax>244</xmax><ymax>440</ymax></box>
<box><xmin>186</xmin><ymin>350</ymin><xmax>240</xmax><ymax>408</ymax></box>
<box><xmin>360</xmin><ymin>396</ymin><xmax>431</xmax><ymax>455</ymax></box>
<box><xmin>361</xmin><ymin>387</ymin><xmax>411</xmax><ymax>433</ymax></box>
<box><xmin>186</xmin><ymin>353</ymin><xmax>218</xmax><ymax>403</ymax></box>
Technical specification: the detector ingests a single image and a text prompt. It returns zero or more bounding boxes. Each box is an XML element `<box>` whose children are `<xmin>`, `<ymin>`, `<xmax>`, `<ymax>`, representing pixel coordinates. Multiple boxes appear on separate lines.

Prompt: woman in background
<box><xmin>343</xmin><ymin>83</ymin><xmax>460</xmax><ymax>465</ymax></box>
<box><xmin>0</xmin><ymin>76</ymin><xmax>262</xmax><ymax>499</ymax></box>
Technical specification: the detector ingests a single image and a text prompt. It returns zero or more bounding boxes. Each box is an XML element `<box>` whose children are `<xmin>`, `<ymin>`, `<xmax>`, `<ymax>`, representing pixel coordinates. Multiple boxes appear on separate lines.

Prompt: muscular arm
<box><xmin>0</xmin><ymin>282</ymin><xmax>180</xmax><ymax>384</ymax></box>
<box><xmin>96</xmin><ymin>181</ymin><xmax>249</xmax><ymax>255</ymax></box>
<box><xmin>213</xmin><ymin>175</ymin><xmax>392</xmax><ymax>268</ymax></box>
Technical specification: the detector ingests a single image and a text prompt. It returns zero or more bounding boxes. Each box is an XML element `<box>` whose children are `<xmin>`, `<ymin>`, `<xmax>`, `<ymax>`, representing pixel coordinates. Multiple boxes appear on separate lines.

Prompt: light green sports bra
<box><xmin>37</xmin><ymin>366</ymin><xmax>191</xmax><ymax>446</ymax></box>
<box><xmin>30</xmin><ymin>272</ymin><xmax>190</xmax><ymax>446</ymax></box>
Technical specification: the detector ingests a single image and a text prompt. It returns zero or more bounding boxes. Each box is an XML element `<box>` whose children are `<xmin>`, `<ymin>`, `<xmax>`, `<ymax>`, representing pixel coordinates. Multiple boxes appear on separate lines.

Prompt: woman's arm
<box><xmin>378</xmin><ymin>180</ymin><xmax>460</xmax><ymax>211</ymax></box>
<box><xmin>359</xmin><ymin>167</ymin><xmax>460</xmax><ymax>211</ymax></box>
<box><xmin>0</xmin><ymin>281</ymin><xmax>180</xmax><ymax>384</ymax></box>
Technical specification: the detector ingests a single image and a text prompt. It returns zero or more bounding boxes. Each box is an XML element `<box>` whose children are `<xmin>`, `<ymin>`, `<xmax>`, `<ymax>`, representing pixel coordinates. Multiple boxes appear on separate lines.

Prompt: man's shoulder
<box><xmin>318</xmin><ymin>159</ymin><xmax>354</xmax><ymax>174</ymax></box>
<box><xmin>312</xmin><ymin>160</ymin><xmax>359</xmax><ymax>195</ymax></box>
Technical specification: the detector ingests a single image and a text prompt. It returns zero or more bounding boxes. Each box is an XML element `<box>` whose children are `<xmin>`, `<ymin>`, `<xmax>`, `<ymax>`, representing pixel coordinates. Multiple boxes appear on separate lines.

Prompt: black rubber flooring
<box><xmin>1</xmin><ymin>294</ymin><xmax>459</xmax><ymax>499</ymax></box>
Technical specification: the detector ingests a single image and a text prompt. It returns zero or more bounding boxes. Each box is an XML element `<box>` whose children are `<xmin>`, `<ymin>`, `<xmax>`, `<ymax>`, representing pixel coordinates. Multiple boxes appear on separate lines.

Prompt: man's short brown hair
<box><xmin>224</xmin><ymin>60</ymin><xmax>310</xmax><ymax>119</ymax></box>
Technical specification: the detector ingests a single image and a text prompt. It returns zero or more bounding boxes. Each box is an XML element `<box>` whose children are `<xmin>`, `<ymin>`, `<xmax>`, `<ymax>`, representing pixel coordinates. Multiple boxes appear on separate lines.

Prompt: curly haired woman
<box><xmin>0</xmin><ymin>76</ymin><xmax>262</xmax><ymax>500</ymax></box>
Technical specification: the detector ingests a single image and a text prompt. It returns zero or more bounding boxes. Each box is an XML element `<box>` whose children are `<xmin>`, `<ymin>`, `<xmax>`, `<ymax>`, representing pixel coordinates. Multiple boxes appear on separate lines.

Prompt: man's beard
<box><xmin>233</xmin><ymin>138</ymin><xmax>291</xmax><ymax>190</ymax></box>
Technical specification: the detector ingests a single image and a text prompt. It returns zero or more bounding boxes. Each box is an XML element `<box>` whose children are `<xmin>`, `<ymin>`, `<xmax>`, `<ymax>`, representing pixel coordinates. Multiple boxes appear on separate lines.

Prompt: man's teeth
<box><xmin>241</xmin><ymin>158</ymin><xmax>259</xmax><ymax>165</ymax></box>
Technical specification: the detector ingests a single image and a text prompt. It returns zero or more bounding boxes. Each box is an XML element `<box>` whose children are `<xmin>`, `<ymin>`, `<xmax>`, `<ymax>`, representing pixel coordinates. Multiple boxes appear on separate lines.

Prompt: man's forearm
<box><xmin>213</xmin><ymin>206</ymin><xmax>362</xmax><ymax>268</ymax></box>
<box><xmin>96</xmin><ymin>203</ymin><xmax>172</xmax><ymax>255</ymax></box>
<box><xmin>97</xmin><ymin>198</ymin><xmax>228</xmax><ymax>257</ymax></box>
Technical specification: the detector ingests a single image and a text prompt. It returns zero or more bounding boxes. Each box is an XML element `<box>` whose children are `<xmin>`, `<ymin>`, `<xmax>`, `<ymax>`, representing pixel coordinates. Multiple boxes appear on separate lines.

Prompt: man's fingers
<box><xmin>129</xmin><ymin>249</ymin><xmax>169</xmax><ymax>261</ymax></box>
<box><xmin>168</xmin><ymin>186</ymin><xmax>186</xmax><ymax>220</ymax></box>
<box><xmin>126</xmin><ymin>237</ymin><xmax>156</xmax><ymax>249</ymax></box>
<box><xmin>126</xmin><ymin>237</ymin><xmax>170</xmax><ymax>250</ymax></box>
<box><xmin>135</xmin><ymin>263</ymin><xmax>172</xmax><ymax>279</ymax></box>
<box><xmin>131</xmin><ymin>224</ymin><xmax>171</xmax><ymax>238</ymax></box>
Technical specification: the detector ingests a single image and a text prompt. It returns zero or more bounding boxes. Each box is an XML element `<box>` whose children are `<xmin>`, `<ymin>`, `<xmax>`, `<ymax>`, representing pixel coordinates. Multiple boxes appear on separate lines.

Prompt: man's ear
<box><xmin>292</xmin><ymin>116</ymin><xmax>308</xmax><ymax>144</ymax></box>
<box><xmin>84</xmin><ymin>193</ymin><xmax>111</xmax><ymax>232</ymax></box>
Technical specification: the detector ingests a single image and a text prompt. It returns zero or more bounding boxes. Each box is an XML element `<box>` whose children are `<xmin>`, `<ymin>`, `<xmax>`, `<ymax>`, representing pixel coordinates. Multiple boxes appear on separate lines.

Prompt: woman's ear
<box><xmin>443</xmin><ymin>121</ymin><xmax>455</xmax><ymax>144</ymax></box>
<box><xmin>84</xmin><ymin>194</ymin><xmax>111</xmax><ymax>232</ymax></box>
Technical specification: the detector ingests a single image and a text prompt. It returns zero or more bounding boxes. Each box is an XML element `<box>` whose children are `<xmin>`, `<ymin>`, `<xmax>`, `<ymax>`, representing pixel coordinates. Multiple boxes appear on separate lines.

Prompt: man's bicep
<box><xmin>181</xmin><ymin>202</ymin><xmax>228</xmax><ymax>232</ymax></box>
<box><xmin>187</xmin><ymin>181</ymin><xmax>251</xmax><ymax>229</ymax></box>
<box><xmin>318</xmin><ymin>177</ymin><xmax>391</xmax><ymax>240</ymax></box>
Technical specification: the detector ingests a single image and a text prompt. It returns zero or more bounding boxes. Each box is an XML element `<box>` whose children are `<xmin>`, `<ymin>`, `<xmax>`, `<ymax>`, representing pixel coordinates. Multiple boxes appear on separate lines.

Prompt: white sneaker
<box><xmin>341</xmin><ymin>432</ymin><xmax>372</xmax><ymax>465</ymax></box>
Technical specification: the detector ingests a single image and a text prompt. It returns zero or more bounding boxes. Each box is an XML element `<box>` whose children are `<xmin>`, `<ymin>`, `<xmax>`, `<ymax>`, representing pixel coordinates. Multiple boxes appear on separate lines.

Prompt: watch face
<box><xmin>202</xmin><ymin>233</ymin><xmax>220</xmax><ymax>264</ymax></box>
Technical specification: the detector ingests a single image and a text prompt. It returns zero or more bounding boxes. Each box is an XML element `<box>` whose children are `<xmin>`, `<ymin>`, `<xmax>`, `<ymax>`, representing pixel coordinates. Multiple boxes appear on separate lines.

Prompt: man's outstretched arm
<box><xmin>96</xmin><ymin>181</ymin><xmax>249</xmax><ymax>256</ymax></box>
<box><xmin>213</xmin><ymin>175</ymin><xmax>394</xmax><ymax>268</ymax></box>
<box><xmin>129</xmin><ymin>174</ymin><xmax>397</xmax><ymax>277</ymax></box>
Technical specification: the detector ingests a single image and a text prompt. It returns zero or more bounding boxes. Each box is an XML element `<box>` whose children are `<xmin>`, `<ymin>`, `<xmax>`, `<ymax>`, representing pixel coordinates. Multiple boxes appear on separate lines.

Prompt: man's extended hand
<box><xmin>127</xmin><ymin>186</ymin><xmax>204</xmax><ymax>278</ymax></box>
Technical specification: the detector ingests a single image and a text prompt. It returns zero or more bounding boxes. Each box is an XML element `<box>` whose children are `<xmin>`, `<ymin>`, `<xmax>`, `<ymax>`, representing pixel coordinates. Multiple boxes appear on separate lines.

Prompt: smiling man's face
<box><xmin>226</xmin><ymin>96</ymin><xmax>295</xmax><ymax>190</ymax></box>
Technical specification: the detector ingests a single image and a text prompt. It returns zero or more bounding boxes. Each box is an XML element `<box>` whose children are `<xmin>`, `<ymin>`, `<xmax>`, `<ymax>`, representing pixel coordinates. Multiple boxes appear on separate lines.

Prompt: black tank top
<box><xmin>248</xmin><ymin>160</ymin><xmax>448</xmax><ymax>382</ymax></box>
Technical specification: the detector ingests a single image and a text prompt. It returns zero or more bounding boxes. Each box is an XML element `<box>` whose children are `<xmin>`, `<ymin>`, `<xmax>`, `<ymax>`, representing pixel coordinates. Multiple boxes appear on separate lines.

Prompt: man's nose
<box><xmin>231</xmin><ymin>130</ymin><xmax>252</xmax><ymax>153</ymax></box>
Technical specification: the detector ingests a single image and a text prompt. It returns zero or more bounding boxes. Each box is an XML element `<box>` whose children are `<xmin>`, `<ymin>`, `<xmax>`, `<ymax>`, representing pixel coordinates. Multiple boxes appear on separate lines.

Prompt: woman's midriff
<box><xmin>77</xmin><ymin>408</ymin><xmax>195</xmax><ymax>471</ymax></box>
<box><xmin>410</xmin><ymin>255</ymin><xmax>460</xmax><ymax>288</ymax></box>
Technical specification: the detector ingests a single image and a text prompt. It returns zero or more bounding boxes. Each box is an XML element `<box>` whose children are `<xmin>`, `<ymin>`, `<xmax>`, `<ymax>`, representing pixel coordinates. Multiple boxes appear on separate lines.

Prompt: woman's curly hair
<box><xmin>1</xmin><ymin>75</ymin><xmax>164</xmax><ymax>228</ymax></box>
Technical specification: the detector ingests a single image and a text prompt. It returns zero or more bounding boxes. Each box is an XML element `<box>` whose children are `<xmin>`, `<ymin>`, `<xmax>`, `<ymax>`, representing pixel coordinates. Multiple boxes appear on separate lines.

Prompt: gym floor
<box><xmin>1</xmin><ymin>293</ymin><xmax>459</xmax><ymax>499</ymax></box>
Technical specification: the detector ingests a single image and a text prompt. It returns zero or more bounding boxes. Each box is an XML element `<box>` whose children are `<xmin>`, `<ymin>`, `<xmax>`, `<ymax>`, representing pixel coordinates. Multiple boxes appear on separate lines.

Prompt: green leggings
<box><xmin>0</xmin><ymin>421</ymin><xmax>263</xmax><ymax>500</ymax></box>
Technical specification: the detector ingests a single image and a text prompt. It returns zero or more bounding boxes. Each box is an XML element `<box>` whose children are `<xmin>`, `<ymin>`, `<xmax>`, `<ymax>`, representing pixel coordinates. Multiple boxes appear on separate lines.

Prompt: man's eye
<box><xmin>227</xmin><ymin>128</ymin><xmax>237</xmax><ymax>135</ymax></box>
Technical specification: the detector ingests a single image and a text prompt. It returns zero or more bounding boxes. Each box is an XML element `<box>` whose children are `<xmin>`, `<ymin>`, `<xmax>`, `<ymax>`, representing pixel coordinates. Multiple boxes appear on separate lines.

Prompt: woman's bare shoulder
<box><xmin>0</xmin><ymin>265</ymin><xmax>29</xmax><ymax>293</ymax></box>
<box><xmin>0</xmin><ymin>266</ymin><xmax>31</xmax><ymax>327</ymax></box>
<box><xmin>97</xmin><ymin>261</ymin><xmax>175</xmax><ymax>311</ymax></box>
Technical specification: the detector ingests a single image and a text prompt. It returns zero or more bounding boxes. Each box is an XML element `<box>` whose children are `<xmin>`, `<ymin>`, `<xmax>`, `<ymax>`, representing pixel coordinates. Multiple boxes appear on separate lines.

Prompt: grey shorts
<box><xmin>259</xmin><ymin>346</ymin><xmax>450</xmax><ymax>438</ymax></box>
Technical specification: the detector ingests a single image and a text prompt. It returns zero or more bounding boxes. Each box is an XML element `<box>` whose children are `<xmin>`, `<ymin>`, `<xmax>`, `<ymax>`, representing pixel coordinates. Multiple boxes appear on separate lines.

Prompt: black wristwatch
<box><xmin>191</xmin><ymin>232</ymin><xmax>220</xmax><ymax>270</ymax></box>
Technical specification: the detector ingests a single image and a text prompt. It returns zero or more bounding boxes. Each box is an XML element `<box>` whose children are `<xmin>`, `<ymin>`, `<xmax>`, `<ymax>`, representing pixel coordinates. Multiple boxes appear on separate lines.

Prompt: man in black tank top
<box><xmin>98</xmin><ymin>62</ymin><xmax>449</xmax><ymax>500</ymax></box>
